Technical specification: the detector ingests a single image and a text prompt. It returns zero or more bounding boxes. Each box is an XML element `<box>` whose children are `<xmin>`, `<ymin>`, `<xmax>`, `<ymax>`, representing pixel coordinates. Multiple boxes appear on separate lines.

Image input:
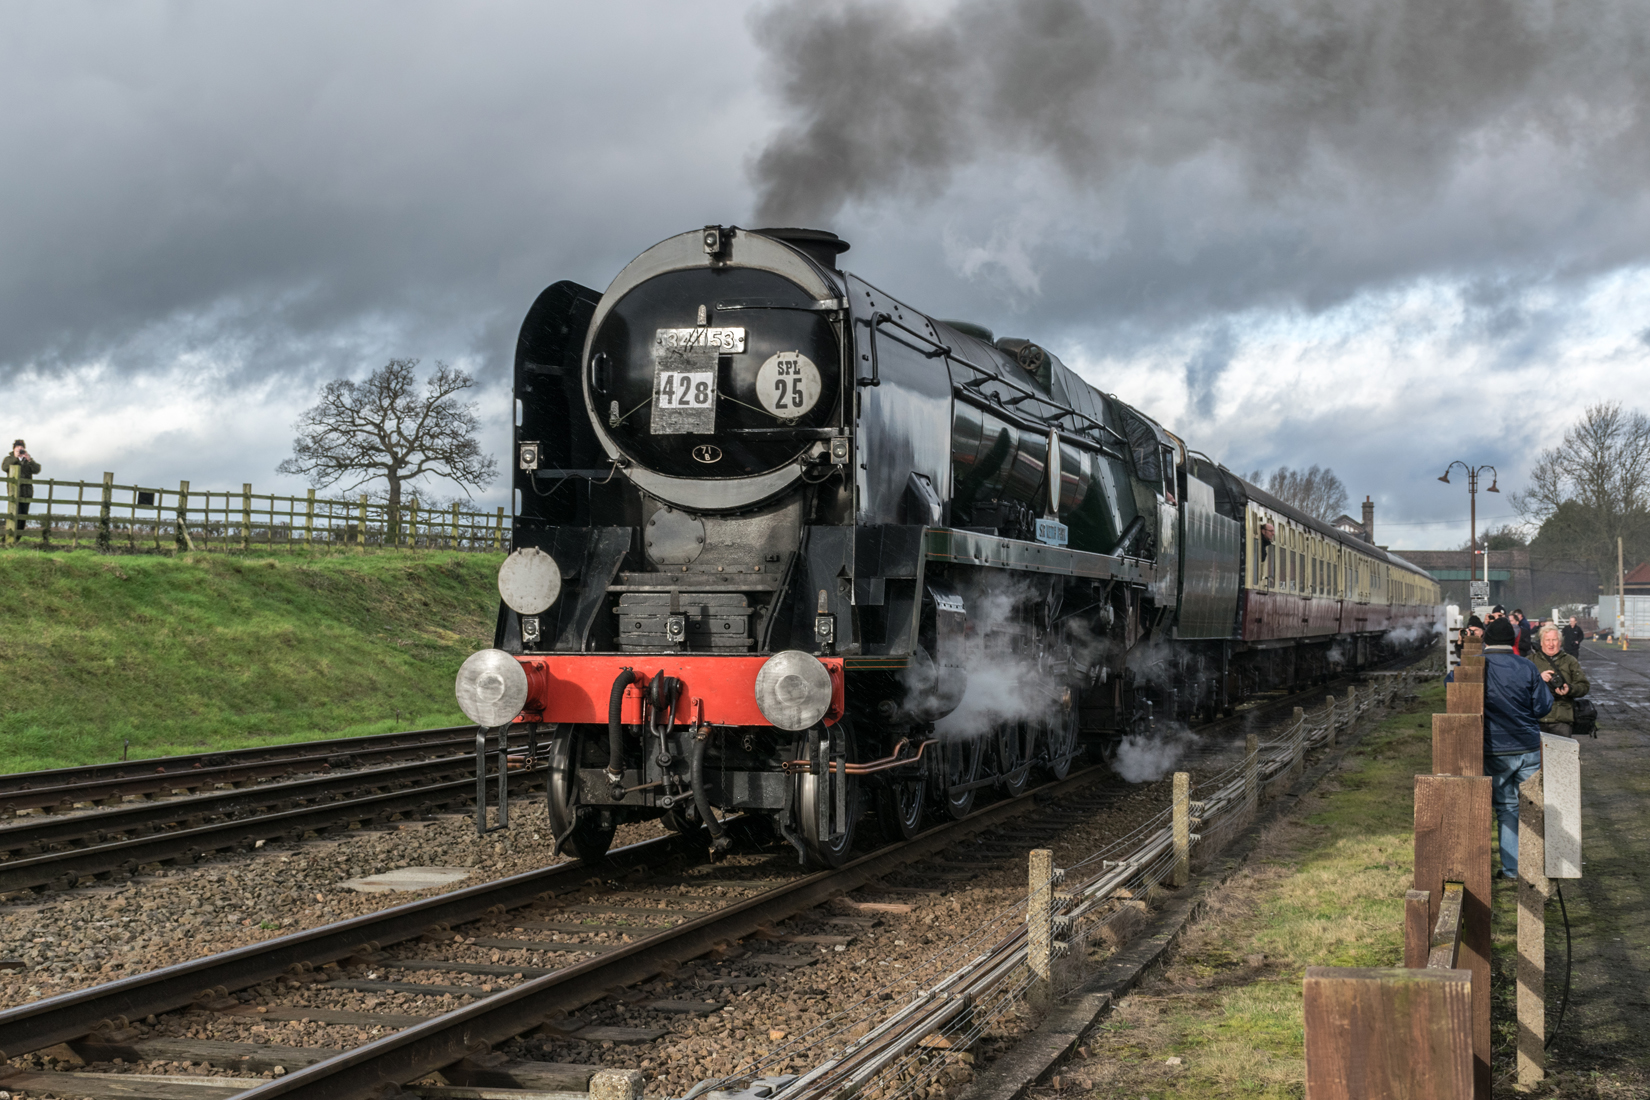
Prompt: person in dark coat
<box><xmin>1562</xmin><ymin>616</ymin><xmax>1585</xmax><ymax>657</ymax></box>
<box><xmin>1482</xmin><ymin>616</ymin><xmax>1553</xmax><ymax>879</ymax></box>
<box><xmin>2</xmin><ymin>440</ymin><xmax>40</xmax><ymax>531</ymax></box>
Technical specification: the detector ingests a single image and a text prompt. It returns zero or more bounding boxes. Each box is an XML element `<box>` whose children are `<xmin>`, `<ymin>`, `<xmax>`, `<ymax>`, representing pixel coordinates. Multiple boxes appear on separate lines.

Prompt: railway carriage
<box><xmin>454</xmin><ymin>227</ymin><xmax>1439</xmax><ymax>868</ymax></box>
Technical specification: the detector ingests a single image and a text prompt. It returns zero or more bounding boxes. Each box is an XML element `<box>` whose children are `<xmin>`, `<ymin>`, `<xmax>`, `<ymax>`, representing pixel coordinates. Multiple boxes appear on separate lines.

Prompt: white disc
<box><xmin>755</xmin><ymin>650</ymin><xmax>835</xmax><ymax>731</ymax></box>
<box><xmin>498</xmin><ymin>546</ymin><xmax>562</xmax><ymax>615</ymax></box>
<box><xmin>455</xmin><ymin>648</ymin><xmax>530</xmax><ymax>727</ymax></box>
<box><xmin>755</xmin><ymin>351</ymin><xmax>822</xmax><ymax>418</ymax></box>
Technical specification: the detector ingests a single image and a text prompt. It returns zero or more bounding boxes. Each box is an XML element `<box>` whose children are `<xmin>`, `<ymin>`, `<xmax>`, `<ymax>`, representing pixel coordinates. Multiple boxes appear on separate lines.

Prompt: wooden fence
<box><xmin>1303</xmin><ymin>639</ymin><xmax>1490</xmax><ymax>1100</ymax></box>
<box><xmin>3</xmin><ymin>470</ymin><xmax>508</xmax><ymax>552</ymax></box>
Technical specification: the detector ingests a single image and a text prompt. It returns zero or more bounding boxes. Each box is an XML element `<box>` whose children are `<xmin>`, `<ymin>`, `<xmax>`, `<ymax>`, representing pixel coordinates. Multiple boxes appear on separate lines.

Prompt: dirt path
<box><xmin>1532</xmin><ymin>643</ymin><xmax>1650</xmax><ymax>1091</ymax></box>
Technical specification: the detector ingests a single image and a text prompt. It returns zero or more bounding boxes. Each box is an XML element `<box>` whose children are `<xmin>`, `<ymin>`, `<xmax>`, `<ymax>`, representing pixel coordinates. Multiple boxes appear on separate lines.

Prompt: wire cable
<box><xmin>1546</xmin><ymin>882</ymin><xmax>1572</xmax><ymax>1050</ymax></box>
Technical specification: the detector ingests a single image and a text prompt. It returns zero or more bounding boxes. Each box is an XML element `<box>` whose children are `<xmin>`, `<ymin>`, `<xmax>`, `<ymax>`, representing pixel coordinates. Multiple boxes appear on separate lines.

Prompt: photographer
<box><xmin>2</xmin><ymin>439</ymin><xmax>41</xmax><ymax>531</ymax></box>
<box><xmin>1529</xmin><ymin>622</ymin><xmax>1590</xmax><ymax>738</ymax></box>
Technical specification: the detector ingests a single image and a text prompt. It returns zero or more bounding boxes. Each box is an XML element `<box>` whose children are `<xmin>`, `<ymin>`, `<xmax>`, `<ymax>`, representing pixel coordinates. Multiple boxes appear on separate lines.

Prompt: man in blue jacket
<box><xmin>1482</xmin><ymin>617</ymin><xmax>1553</xmax><ymax>879</ymax></box>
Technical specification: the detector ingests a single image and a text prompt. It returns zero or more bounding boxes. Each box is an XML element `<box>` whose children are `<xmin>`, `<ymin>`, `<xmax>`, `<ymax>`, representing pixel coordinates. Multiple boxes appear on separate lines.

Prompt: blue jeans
<box><xmin>1486</xmin><ymin>750</ymin><xmax>1542</xmax><ymax>878</ymax></box>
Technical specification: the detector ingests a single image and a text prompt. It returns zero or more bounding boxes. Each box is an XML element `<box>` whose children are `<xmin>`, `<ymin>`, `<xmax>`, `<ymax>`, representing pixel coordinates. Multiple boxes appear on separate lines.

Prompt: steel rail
<box><xmin>221</xmin><ymin>766</ymin><xmax>1111</xmax><ymax>1100</ymax></box>
<box><xmin>0</xmin><ymin>830</ymin><xmax>707</xmax><ymax>1059</ymax></box>
<box><xmin>0</xmin><ymin>764</ymin><xmax>548</xmax><ymax>896</ymax></box>
<box><xmin>0</xmin><ymin>728</ymin><xmax>532</xmax><ymax>816</ymax></box>
<box><xmin>0</xmin><ymin>752</ymin><xmax>516</xmax><ymax>861</ymax></box>
<box><xmin>0</xmin><ymin>726</ymin><xmax>479</xmax><ymax>796</ymax></box>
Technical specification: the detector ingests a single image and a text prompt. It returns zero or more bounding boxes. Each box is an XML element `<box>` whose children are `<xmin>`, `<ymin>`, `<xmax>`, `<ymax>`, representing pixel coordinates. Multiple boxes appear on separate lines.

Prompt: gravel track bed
<box><xmin>0</xmin><ymin>706</ymin><xmax>1326</xmax><ymax>1098</ymax></box>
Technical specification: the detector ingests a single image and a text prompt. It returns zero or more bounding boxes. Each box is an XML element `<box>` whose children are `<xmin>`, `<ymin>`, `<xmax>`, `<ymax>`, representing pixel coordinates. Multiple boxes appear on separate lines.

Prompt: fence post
<box><xmin>1446</xmin><ymin>681</ymin><xmax>1485</xmax><ymax>715</ymax></box>
<box><xmin>1404</xmin><ymin>888</ymin><xmax>1432</xmax><ymax>968</ymax></box>
<box><xmin>1303</xmin><ymin>967</ymin><xmax>1473</xmax><ymax>1100</ymax></box>
<box><xmin>305</xmin><ymin>489</ymin><xmax>315</xmax><ymax>547</ymax></box>
<box><xmin>1244</xmin><ymin>733</ymin><xmax>1259</xmax><ymax>815</ymax></box>
<box><xmin>1172</xmin><ymin>771</ymin><xmax>1190</xmax><ymax>887</ymax></box>
<box><xmin>410</xmin><ymin>499</ymin><xmax>420</xmax><ymax>549</ymax></box>
<box><xmin>3</xmin><ymin>464</ymin><xmax>16</xmax><ymax>546</ymax></box>
<box><xmin>1517</xmin><ymin>769</ymin><xmax>1547</xmax><ymax>1088</ymax></box>
<box><xmin>358</xmin><ymin>494</ymin><xmax>368</xmax><ymax>549</ymax></box>
<box><xmin>1325</xmin><ymin>694</ymin><xmax>1338</xmax><ymax>747</ymax></box>
<box><xmin>1414</xmin><ymin>774</ymin><xmax>1493</xmax><ymax>1099</ymax></box>
<box><xmin>176</xmin><ymin>480</ymin><xmax>195</xmax><ymax>552</ymax></box>
<box><xmin>241</xmin><ymin>484</ymin><xmax>252</xmax><ymax>550</ymax></box>
<box><xmin>40</xmin><ymin>477</ymin><xmax>53</xmax><ymax>547</ymax></box>
<box><xmin>1432</xmin><ymin>714</ymin><xmax>1482</xmax><ymax>777</ymax></box>
<box><xmin>97</xmin><ymin>472</ymin><xmax>114</xmax><ymax>551</ymax></box>
<box><xmin>1028</xmin><ymin>848</ymin><xmax>1054</xmax><ymax>1007</ymax></box>
<box><xmin>496</xmin><ymin>505</ymin><xmax>505</xmax><ymax>551</ymax></box>
<box><xmin>451</xmin><ymin>500</ymin><xmax>460</xmax><ymax>549</ymax></box>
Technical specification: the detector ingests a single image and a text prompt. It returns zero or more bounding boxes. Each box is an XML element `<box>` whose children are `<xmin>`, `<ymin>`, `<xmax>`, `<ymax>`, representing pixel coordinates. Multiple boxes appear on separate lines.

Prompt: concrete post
<box><xmin>1245</xmin><ymin>734</ymin><xmax>1259</xmax><ymax>815</ymax></box>
<box><xmin>1028</xmin><ymin>848</ymin><xmax>1054</xmax><ymax>1006</ymax></box>
<box><xmin>1172</xmin><ymin>772</ymin><xmax>1190</xmax><ymax>887</ymax></box>
<box><xmin>1518</xmin><ymin>769</ymin><xmax>1548</xmax><ymax>1088</ymax></box>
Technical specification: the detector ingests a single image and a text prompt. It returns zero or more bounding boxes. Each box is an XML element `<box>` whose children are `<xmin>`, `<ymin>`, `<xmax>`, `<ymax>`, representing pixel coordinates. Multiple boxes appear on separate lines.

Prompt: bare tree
<box><xmin>1513</xmin><ymin>402</ymin><xmax>1650</xmax><ymax>589</ymax></box>
<box><xmin>277</xmin><ymin>359</ymin><xmax>498</xmax><ymax>516</ymax></box>
<box><xmin>1244</xmin><ymin>464</ymin><xmax>1350</xmax><ymax>522</ymax></box>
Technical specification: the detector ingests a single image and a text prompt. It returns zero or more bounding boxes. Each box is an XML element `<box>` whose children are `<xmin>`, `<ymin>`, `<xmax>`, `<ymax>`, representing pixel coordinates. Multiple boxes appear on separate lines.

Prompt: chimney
<box><xmin>1361</xmin><ymin>496</ymin><xmax>1374</xmax><ymax>543</ymax></box>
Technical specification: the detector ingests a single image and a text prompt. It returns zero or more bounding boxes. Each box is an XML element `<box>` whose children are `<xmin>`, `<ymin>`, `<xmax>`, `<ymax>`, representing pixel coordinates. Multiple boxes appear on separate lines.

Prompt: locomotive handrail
<box><xmin>872</xmin><ymin>311</ymin><xmax>953</xmax><ymax>359</ymax></box>
<box><xmin>715</xmin><ymin>296</ymin><xmax>848</xmax><ymax>312</ymax></box>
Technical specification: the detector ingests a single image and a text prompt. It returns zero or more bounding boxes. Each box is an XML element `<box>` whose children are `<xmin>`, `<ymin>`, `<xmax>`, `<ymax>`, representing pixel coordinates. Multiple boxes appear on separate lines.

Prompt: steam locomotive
<box><xmin>454</xmin><ymin>226</ymin><xmax>1439</xmax><ymax>867</ymax></box>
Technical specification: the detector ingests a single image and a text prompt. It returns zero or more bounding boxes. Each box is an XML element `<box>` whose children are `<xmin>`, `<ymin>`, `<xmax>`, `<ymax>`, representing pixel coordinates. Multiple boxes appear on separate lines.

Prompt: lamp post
<box><xmin>1438</xmin><ymin>462</ymin><xmax>1499</xmax><ymax>608</ymax></box>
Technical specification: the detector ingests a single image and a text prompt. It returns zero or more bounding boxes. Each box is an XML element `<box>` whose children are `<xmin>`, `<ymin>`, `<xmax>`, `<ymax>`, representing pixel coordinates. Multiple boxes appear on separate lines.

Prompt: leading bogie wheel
<box><xmin>796</xmin><ymin>765</ymin><xmax>861</xmax><ymax>868</ymax></box>
<box><xmin>545</xmin><ymin>727</ymin><xmax>617</xmax><ymax>862</ymax></box>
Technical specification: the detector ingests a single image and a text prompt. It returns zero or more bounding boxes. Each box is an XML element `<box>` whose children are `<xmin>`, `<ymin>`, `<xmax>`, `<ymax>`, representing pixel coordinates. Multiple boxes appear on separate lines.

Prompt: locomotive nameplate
<box><xmin>654</xmin><ymin>326</ymin><xmax>747</xmax><ymax>353</ymax></box>
<box><xmin>651</xmin><ymin>337</ymin><xmax>719</xmax><ymax>434</ymax></box>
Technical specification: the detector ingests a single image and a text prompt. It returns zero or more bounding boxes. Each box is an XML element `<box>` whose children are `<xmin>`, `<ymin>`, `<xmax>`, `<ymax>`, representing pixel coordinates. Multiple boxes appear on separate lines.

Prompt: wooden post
<box><xmin>451</xmin><ymin>500</ymin><xmax>460</xmax><ymax>549</ymax></box>
<box><xmin>1028</xmin><ymin>848</ymin><xmax>1054</xmax><ymax>1007</ymax></box>
<box><xmin>241</xmin><ymin>484</ymin><xmax>252</xmax><ymax>550</ymax></box>
<box><xmin>1432</xmin><ymin>714</ymin><xmax>1482</xmax><ymax>776</ymax></box>
<box><xmin>1325</xmin><ymin>694</ymin><xmax>1338</xmax><ymax>747</ymax></box>
<box><xmin>1517</xmin><ymin>769</ymin><xmax>1547</xmax><ymax>1088</ymax></box>
<box><xmin>1172</xmin><ymin>771</ymin><xmax>1190</xmax><ymax>887</ymax></box>
<box><xmin>1451</xmin><ymin>664</ymin><xmax>1484</xmax><ymax>684</ymax></box>
<box><xmin>1404</xmin><ymin>888</ymin><xmax>1432</xmax><ymax>968</ymax></box>
<box><xmin>1303</xmin><ymin>967</ymin><xmax>1473</xmax><ymax>1100</ymax></box>
<box><xmin>358</xmin><ymin>494</ymin><xmax>368</xmax><ymax>549</ymax></box>
<box><xmin>176</xmin><ymin>480</ymin><xmax>195</xmax><ymax>552</ymax></box>
<box><xmin>1414</xmin><ymin>774</ymin><xmax>1493</xmax><ymax>1099</ymax></box>
<box><xmin>72</xmin><ymin>480</ymin><xmax>84</xmax><ymax>550</ymax></box>
<box><xmin>305</xmin><ymin>488</ymin><xmax>315</xmax><ymax>547</ymax></box>
<box><xmin>410</xmin><ymin>499</ymin><xmax>420</xmax><ymax>549</ymax></box>
<box><xmin>1446</xmin><ymin>682</ymin><xmax>1484</xmax><ymax>715</ymax></box>
<box><xmin>496</xmin><ymin>505</ymin><xmax>505</xmax><ymax>551</ymax></box>
<box><xmin>40</xmin><ymin>477</ymin><xmax>53</xmax><ymax>546</ymax></box>
<box><xmin>97</xmin><ymin>472</ymin><xmax>114</xmax><ymax>551</ymax></box>
<box><xmin>1244</xmin><ymin>733</ymin><xmax>1259</xmax><ymax>815</ymax></box>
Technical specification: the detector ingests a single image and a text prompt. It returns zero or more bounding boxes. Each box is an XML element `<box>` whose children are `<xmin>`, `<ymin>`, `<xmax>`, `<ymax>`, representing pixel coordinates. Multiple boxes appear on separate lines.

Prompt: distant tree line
<box><xmin>1514</xmin><ymin>402</ymin><xmax>1650</xmax><ymax>594</ymax></box>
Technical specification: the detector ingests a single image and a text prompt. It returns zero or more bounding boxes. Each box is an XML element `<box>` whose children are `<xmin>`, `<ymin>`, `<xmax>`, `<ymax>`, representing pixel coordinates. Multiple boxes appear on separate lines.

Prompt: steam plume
<box><xmin>749</xmin><ymin>0</ymin><xmax>1650</xmax><ymax>227</ymax></box>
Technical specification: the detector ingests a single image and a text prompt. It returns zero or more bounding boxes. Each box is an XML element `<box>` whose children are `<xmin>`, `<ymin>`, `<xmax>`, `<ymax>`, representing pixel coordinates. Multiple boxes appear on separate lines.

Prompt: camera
<box><xmin>1546</xmin><ymin>668</ymin><xmax>1567</xmax><ymax>692</ymax></box>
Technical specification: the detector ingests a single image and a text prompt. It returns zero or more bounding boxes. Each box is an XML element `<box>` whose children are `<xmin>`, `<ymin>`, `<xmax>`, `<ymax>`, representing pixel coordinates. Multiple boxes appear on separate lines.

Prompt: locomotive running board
<box><xmin>924</xmin><ymin>526</ymin><xmax>1156</xmax><ymax>585</ymax></box>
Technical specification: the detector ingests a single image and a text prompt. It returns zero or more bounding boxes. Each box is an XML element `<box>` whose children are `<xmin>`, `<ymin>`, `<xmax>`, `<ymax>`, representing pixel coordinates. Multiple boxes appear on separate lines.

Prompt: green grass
<box><xmin>0</xmin><ymin>547</ymin><xmax>503</xmax><ymax>772</ymax></box>
<box><xmin>1075</xmin><ymin>679</ymin><xmax>1444</xmax><ymax>1099</ymax></box>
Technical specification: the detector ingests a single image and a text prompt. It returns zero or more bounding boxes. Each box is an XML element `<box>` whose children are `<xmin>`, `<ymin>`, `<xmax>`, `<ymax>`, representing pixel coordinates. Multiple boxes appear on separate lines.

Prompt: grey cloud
<box><xmin>749</xmin><ymin>0</ymin><xmax>1650</xmax><ymax>329</ymax></box>
<box><xmin>0</xmin><ymin>1</ymin><xmax>762</xmax><ymax>390</ymax></box>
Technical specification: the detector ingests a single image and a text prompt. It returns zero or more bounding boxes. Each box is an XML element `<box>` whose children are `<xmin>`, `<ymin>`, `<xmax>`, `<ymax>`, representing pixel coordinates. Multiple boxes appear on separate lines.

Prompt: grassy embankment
<box><xmin>0</xmin><ymin>549</ymin><xmax>502</xmax><ymax>772</ymax></box>
<box><xmin>1070</xmin><ymin>678</ymin><xmax>1446</xmax><ymax>1098</ymax></box>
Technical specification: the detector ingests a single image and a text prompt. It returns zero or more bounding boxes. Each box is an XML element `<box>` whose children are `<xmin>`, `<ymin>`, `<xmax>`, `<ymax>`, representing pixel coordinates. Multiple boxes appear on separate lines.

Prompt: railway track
<box><xmin>0</xmin><ymin>754</ymin><xmax>547</xmax><ymax>896</ymax></box>
<box><xmin>0</xmin><ymin>767</ymin><xmax>1127</xmax><ymax>1099</ymax></box>
<box><xmin>0</xmin><ymin>725</ymin><xmax>526</xmax><ymax>817</ymax></box>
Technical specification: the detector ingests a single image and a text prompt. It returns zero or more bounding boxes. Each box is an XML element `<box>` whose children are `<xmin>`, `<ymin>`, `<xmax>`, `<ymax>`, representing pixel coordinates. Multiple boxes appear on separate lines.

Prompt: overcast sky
<box><xmin>5</xmin><ymin>0</ymin><xmax>1650</xmax><ymax>551</ymax></box>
